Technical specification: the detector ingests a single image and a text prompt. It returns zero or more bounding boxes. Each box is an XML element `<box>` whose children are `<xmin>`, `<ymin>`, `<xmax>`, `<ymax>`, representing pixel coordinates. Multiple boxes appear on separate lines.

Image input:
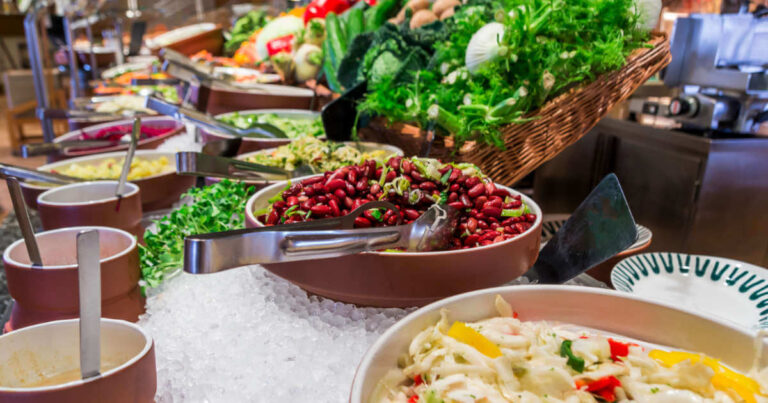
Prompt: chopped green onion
<box><xmin>559</xmin><ymin>340</ymin><xmax>585</xmax><ymax>373</ymax></box>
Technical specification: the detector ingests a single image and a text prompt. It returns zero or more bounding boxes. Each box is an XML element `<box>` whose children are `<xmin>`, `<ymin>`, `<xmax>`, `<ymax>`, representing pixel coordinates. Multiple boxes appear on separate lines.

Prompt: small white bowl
<box><xmin>612</xmin><ymin>252</ymin><xmax>768</xmax><ymax>331</ymax></box>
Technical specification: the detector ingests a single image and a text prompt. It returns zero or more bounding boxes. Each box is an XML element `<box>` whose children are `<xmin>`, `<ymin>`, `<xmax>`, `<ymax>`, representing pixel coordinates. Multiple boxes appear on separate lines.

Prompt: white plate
<box><xmin>612</xmin><ymin>252</ymin><xmax>768</xmax><ymax>331</ymax></box>
<box><xmin>350</xmin><ymin>285</ymin><xmax>768</xmax><ymax>402</ymax></box>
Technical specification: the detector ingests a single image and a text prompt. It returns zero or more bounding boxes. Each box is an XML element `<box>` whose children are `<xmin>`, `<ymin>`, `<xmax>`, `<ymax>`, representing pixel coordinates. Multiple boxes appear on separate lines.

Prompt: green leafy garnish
<box><xmin>559</xmin><ymin>340</ymin><xmax>585</xmax><ymax>373</ymax></box>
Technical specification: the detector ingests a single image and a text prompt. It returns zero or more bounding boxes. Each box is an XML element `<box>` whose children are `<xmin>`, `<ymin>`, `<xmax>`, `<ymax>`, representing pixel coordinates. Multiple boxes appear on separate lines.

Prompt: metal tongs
<box><xmin>144</xmin><ymin>96</ymin><xmax>288</xmax><ymax>139</ymax></box>
<box><xmin>176</xmin><ymin>152</ymin><xmax>314</xmax><ymax>181</ymax></box>
<box><xmin>21</xmin><ymin>139</ymin><xmax>128</xmax><ymax>158</ymax></box>
<box><xmin>0</xmin><ymin>163</ymin><xmax>82</xmax><ymax>185</ymax></box>
<box><xmin>183</xmin><ymin>203</ymin><xmax>460</xmax><ymax>274</ymax></box>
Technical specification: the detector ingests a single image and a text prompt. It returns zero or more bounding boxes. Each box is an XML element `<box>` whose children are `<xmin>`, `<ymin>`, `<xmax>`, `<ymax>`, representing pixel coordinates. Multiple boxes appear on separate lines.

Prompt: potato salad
<box><xmin>53</xmin><ymin>156</ymin><xmax>172</xmax><ymax>181</ymax></box>
<box><xmin>372</xmin><ymin>296</ymin><xmax>767</xmax><ymax>403</ymax></box>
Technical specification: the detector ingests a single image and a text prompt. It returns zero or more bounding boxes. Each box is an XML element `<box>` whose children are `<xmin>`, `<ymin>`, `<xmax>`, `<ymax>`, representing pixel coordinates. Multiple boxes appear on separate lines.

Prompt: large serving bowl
<box><xmin>200</xmin><ymin>85</ymin><xmax>316</xmax><ymax>116</ymax></box>
<box><xmin>0</xmin><ymin>318</ymin><xmax>156</xmax><ymax>403</ymax></box>
<box><xmin>245</xmin><ymin>177</ymin><xmax>542</xmax><ymax>307</ymax></box>
<box><xmin>20</xmin><ymin>150</ymin><xmax>195</xmax><ymax>211</ymax></box>
<box><xmin>52</xmin><ymin>116</ymin><xmax>184</xmax><ymax>161</ymax></box>
<box><xmin>200</xmin><ymin>109</ymin><xmax>320</xmax><ymax>154</ymax></box>
<box><xmin>350</xmin><ymin>285</ymin><xmax>768</xmax><ymax>402</ymax></box>
<box><xmin>146</xmin><ymin>23</ymin><xmax>223</xmax><ymax>56</ymax></box>
<box><xmin>204</xmin><ymin>142</ymin><xmax>404</xmax><ymax>189</ymax></box>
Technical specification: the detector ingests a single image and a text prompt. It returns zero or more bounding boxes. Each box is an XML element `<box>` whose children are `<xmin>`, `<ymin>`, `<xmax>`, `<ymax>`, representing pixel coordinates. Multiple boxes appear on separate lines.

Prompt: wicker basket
<box><xmin>358</xmin><ymin>33</ymin><xmax>671</xmax><ymax>186</ymax></box>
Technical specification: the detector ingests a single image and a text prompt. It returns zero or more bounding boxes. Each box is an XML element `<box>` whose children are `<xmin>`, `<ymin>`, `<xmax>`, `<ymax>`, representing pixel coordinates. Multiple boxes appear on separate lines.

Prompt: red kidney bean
<box><xmin>459</xmin><ymin>194</ymin><xmax>471</xmax><ymax>207</ymax></box>
<box><xmin>370</xmin><ymin>183</ymin><xmax>381</xmax><ymax>195</ymax></box>
<box><xmin>449</xmin><ymin>183</ymin><xmax>460</xmax><ymax>192</ymax></box>
<box><xmin>334</xmin><ymin>188</ymin><xmax>347</xmax><ymax>199</ymax></box>
<box><xmin>437</xmin><ymin>165</ymin><xmax>450</xmax><ymax>174</ymax></box>
<box><xmin>465</xmin><ymin>176</ymin><xmax>481</xmax><ymax>188</ymax></box>
<box><xmin>419</xmin><ymin>181</ymin><xmax>437</xmax><ymax>191</ymax></box>
<box><xmin>302</xmin><ymin>176</ymin><xmax>323</xmax><ymax>185</ymax></box>
<box><xmin>474</xmin><ymin>196</ymin><xmax>488</xmax><ymax>208</ymax></box>
<box><xmin>448</xmin><ymin>201</ymin><xmax>464</xmax><ymax>210</ymax></box>
<box><xmin>310</xmin><ymin>205</ymin><xmax>331</xmax><ymax>216</ymax></box>
<box><xmin>341</xmin><ymin>209</ymin><xmax>349</xmax><ymax>215</ymax></box>
<box><xmin>354</xmin><ymin>217</ymin><xmax>371</xmax><ymax>228</ymax></box>
<box><xmin>329</xmin><ymin>199</ymin><xmax>341</xmax><ymax>216</ymax></box>
<box><xmin>304</xmin><ymin>186</ymin><xmax>315</xmax><ymax>196</ymax></box>
<box><xmin>458</xmin><ymin>223</ymin><xmax>467</xmax><ymax>232</ymax></box>
<box><xmin>485</xmin><ymin>199</ymin><xmax>502</xmax><ymax>209</ymax></box>
<box><xmin>493</xmin><ymin>188</ymin><xmax>510</xmax><ymax>198</ymax></box>
<box><xmin>403</xmin><ymin>208</ymin><xmax>420</xmax><ymax>220</ymax></box>
<box><xmin>366</xmin><ymin>194</ymin><xmax>376</xmax><ymax>201</ymax></box>
<box><xmin>346</xmin><ymin>182</ymin><xmax>356</xmax><ymax>197</ymax></box>
<box><xmin>316</xmin><ymin>195</ymin><xmax>327</xmax><ymax>203</ymax></box>
<box><xmin>300</xmin><ymin>200</ymin><xmax>314</xmax><ymax>211</ymax></box>
<box><xmin>273</xmin><ymin>200</ymin><xmax>286</xmax><ymax>210</ymax></box>
<box><xmin>356</xmin><ymin>180</ymin><xmax>368</xmax><ymax>192</ymax></box>
<box><xmin>410</xmin><ymin>170</ymin><xmax>424</xmax><ymax>182</ymax></box>
<box><xmin>314</xmin><ymin>184</ymin><xmax>327</xmax><ymax>194</ymax></box>
<box><xmin>456</xmin><ymin>175</ymin><xmax>466</xmax><ymax>186</ymax></box>
<box><xmin>363</xmin><ymin>210</ymin><xmax>377</xmax><ymax>221</ymax></box>
<box><xmin>449</xmin><ymin>169</ymin><xmax>460</xmax><ymax>183</ymax></box>
<box><xmin>464</xmin><ymin>234</ymin><xmax>480</xmax><ymax>246</ymax></box>
<box><xmin>468</xmin><ymin>183</ymin><xmax>485</xmax><ymax>198</ymax></box>
<box><xmin>504</xmin><ymin>226</ymin><xmax>516</xmax><ymax>234</ymax></box>
<box><xmin>484</xmin><ymin>182</ymin><xmax>497</xmax><ymax>197</ymax></box>
<box><xmin>480</xmin><ymin>240</ymin><xmax>492</xmax><ymax>246</ymax></box>
<box><xmin>482</xmin><ymin>207</ymin><xmax>502</xmax><ymax>217</ymax></box>
<box><xmin>489</xmin><ymin>222</ymin><xmax>499</xmax><ymax>230</ymax></box>
<box><xmin>267</xmin><ymin>210</ymin><xmax>279</xmax><ymax>225</ymax></box>
<box><xmin>389</xmin><ymin>158</ymin><xmax>401</xmax><ymax>171</ymax></box>
<box><xmin>375</xmin><ymin>167</ymin><xmax>383</xmax><ymax>178</ymax></box>
<box><xmin>347</xmin><ymin>170</ymin><xmax>357</xmax><ymax>184</ymax></box>
<box><xmin>362</xmin><ymin>165</ymin><xmax>373</xmax><ymax>178</ymax></box>
<box><xmin>286</xmin><ymin>196</ymin><xmax>299</xmax><ymax>207</ymax></box>
<box><xmin>488</xmin><ymin>195</ymin><xmax>503</xmax><ymax>203</ymax></box>
<box><xmin>448</xmin><ymin>192</ymin><xmax>459</xmax><ymax>203</ymax></box>
<box><xmin>514</xmin><ymin>223</ymin><xmax>527</xmax><ymax>233</ymax></box>
<box><xmin>387</xmin><ymin>215</ymin><xmax>398</xmax><ymax>225</ymax></box>
<box><xmin>467</xmin><ymin>217</ymin><xmax>478</xmax><ymax>233</ymax></box>
<box><xmin>504</xmin><ymin>200</ymin><xmax>522</xmax><ymax>209</ymax></box>
<box><xmin>401</xmin><ymin>159</ymin><xmax>412</xmax><ymax>175</ymax></box>
<box><xmin>385</xmin><ymin>170</ymin><xmax>397</xmax><ymax>182</ymax></box>
<box><xmin>327</xmin><ymin>179</ymin><xmax>346</xmax><ymax>192</ymax></box>
<box><xmin>524</xmin><ymin>214</ymin><xmax>536</xmax><ymax>222</ymax></box>
<box><xmin>344</xmin><ymin>196</ymin><xmax>354</xmax><ymax>209</ymax></box>
<box><xmin>493</xmin><ymin>235</ymin><xmax>505</xmax><ymax>243</ymax></box>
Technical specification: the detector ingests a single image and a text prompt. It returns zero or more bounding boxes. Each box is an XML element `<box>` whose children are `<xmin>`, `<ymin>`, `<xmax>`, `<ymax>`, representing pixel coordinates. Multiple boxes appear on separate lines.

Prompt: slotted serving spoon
<box><xmin>183</xmin><ymin>203</ymin><xmax>459</xmax><ymax>274</ymax></box>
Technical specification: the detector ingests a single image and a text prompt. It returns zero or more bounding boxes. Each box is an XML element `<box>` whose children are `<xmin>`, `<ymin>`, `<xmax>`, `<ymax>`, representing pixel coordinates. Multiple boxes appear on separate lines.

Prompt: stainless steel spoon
<box><xmin>77</xmin><ymin>229</ymin><xmax>101</xmax><ymax>379</ymax></box>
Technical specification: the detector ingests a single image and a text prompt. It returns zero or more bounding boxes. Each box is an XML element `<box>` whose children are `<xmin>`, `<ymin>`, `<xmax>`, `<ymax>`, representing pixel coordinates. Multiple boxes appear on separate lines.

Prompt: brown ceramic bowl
<box><xmin>2</xmin><ymin>226</ymin><xmax>144</xmax><ymax>332</ymax></box>
<box><xmin>200</xmin><ymin>109</ymin><xmax>320</xmax><ymax>154</ymax></box>
<box><xmin>204</xmin><ymin>141</ymin><xmax>404</xmax><ymax>189</ymax></box>
<box><xmin>50</xmin><ymin>116</ymin><xmax>184</xmax><ymax>161</ymax></box>
<box><xmin>201</xmin><ymin>83</ymin><xmax>316</xmax><ymax>115</ymax></box>
<box><xmin>0</xmin><ymin>318</ymin><xmax>156</xmax><ymax>403</ymax></box>
<box><xmin>541</xmin><ymin>214</ymin><xmax>653</xmax><ymax>286</ymax></box>
<box><xmin>37</xmin><ymin>181</ymin><xmax>143</xmax><ymax>238</ymax></box>
<box><xmin>245</xmin><ymin>176</ymin><xmax>542</xmax><ymax>308</ymax></box>
<box><xmin>146</xmin><ymin>23</ymin><xmax>223</xmax><ymax>56</ymax></box>
<box><xmin>21</xmin><ymin>150</ymin><xmax>195</xmax><ymax>211</ymax></box>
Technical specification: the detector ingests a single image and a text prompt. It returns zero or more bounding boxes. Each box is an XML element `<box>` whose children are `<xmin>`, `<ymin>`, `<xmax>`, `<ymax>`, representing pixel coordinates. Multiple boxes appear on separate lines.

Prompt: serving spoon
<box><xmin>77</xmin><ymin>229</ymin><xmax>101</xmax><ymax>379</ymax></box>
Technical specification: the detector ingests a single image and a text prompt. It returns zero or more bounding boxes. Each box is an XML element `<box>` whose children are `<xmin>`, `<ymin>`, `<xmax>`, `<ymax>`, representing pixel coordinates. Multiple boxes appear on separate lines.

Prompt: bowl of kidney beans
<box><xmin>244</xmin><ymin>156</ymin><xmax>542</xmax><ymax>308</ymax></box>
<box><xmin>51</xmin><ymin>116</ymin><xmax>185</xmax><ymax>161</ymax></box>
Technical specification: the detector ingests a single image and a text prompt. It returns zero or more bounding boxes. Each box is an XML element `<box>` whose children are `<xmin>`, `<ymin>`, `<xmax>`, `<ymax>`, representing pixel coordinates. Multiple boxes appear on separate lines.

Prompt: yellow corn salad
<box><xmin>53</xmin><ymin>157</ymin><xmax>172</xmax><ymax>181</ymax></box>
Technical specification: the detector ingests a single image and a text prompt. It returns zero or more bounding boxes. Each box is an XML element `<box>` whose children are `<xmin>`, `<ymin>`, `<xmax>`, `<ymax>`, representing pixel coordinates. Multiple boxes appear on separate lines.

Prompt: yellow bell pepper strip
<box><xmin>649</xmin><ymin>350</ymin><xmax>763</xmax><ymax>403</ymax></box>
<box><xmin>446</xmin><ymin>322</ymin><xmax>502</xmax><ymax>358</ymax></box>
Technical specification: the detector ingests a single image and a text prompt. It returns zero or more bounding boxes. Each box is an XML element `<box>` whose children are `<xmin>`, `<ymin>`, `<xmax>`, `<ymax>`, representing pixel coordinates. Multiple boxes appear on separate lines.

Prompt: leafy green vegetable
<box><xmin>139</xmin><ymin>180</ymin><xmax>256</xmax><ymax>290</ymax></box>
<box><xmin>218</xmin><ymin>112</ymin><xmax>324</xmax><ymax>139</ymax></box>
<box><xmin>225</xmin><ymin>10</ymin><xmax>269</xmax><ymax>54</ymax></box>
<box><xmin>559</xmin><ymin>340</ymin><xmax>586</xmax><ymax>373</ymax></box>
<box><xmin>356</xmin><ymin>0</ymin><xmax>649</xmax><ymax>148</ymax></box>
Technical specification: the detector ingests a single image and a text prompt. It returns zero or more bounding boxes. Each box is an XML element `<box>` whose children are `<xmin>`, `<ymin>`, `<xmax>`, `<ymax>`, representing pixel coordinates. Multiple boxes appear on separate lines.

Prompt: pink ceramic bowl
<box><xmin>36</xmin><ymin>181</ymin><xmax>143</xmax><ymax>239</ymax></box>
<box><xmin>2</xmin><ymin>226</ymin><xmax>144</xmax><ymax>332</ymax></box>
<box><xmin>0</xmin><ymin>318</ymin><xmax>156</xmax><ymax>403</ymax></box>
<box><xmin>245</xmin><ymin>176</ymin><xmax>542</xmax><ymax>308</ymax></box>
<box><xmin>21</xmin><ymin>150</ymin><xmax>195</xmax><ymax>211</ymax></box>
<box><xmin>200</xmin><ymin>109</ymin><xmax>319</xmax><ymax>155</ymax></box>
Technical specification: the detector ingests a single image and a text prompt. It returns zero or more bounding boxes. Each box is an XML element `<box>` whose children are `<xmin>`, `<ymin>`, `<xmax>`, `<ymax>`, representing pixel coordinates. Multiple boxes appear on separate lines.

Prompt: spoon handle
<box><xmin>77</xmin><ymin>229</ymin><xmax>101</xmax><ymax>379</ymax></box>
<box><xmin>6</xmin><ymin>178</ymin><xmax>42</xmax><ymax>266</ymax></box>
<box><xmin>116</xmin><ymin>117</ymin><xmax>140</xmax><ymax>198</ymax></box>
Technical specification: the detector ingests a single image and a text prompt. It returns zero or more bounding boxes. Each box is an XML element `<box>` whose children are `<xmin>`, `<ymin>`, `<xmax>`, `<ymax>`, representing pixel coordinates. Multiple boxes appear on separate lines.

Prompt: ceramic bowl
<box><xmin>2</xmin><ymin>226</ymin><xmax>144</xmax><ymax>332</ymax></box>
<box><xmin>200</xmin><ymin>109</ymin><xmax>320</xmax><ymax>154</ymax></box>
<box><xmin>349</xmin><ymin>285</ymin><xmax>768</xmax><ymax>402</ymax></box>
<box><xmin>612</xmin><ymin>252</ymin><xmax>768</xmax><ymax>331</ymax></box>
<box><xmin>50</xmin><ymin>116</ymin><xmax>184</xmax><ymax>161</ymax></box>
<box><xmin>146</xmin><ymin>23</ymin><xmax>223</xmax><ymax>55</ymax></box>
<box><xmin>200</xmin><ymin>85</ymin><xmax>316</xmax><ymax>116</ymax></box>
<box><xmin>204</xmin><ymin>141</ymin><xmax>404</xmax><ymax>189</ymax></box>
<box><xmin>21</xmin><ymin>150</ymin><xmax>195</xmax><ymax>211</ymax></box>
<box><xmin>0</xmin><ymin>318</ymin><xmax>156</xmax><ymax>403</ymax></box>
<box><xmin>541</xmin><ymin>214</ymin><xmax>653</xmax><ymax>285</ymax></box>
<box><xmin>36</xmin><ymin>181</ymin><xmax>143</xmax><ymax>238</ymax></box>
<box><xmin>245</xmin><ymin>177</ymin><xmax>542</xmax><ymax>308</ymax></box>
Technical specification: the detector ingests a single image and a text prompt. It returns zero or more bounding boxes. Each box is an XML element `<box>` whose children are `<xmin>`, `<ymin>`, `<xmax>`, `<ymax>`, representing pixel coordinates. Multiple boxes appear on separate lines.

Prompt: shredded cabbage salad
<box><xmin>218</xmin><ymin>112</ymin><xmax>324</xmax><ymax>139</ymax></box>
<box><xmin>373</xmin><ymin>295</ymin><xmax>768</xmax><ymax>403</ymax></box>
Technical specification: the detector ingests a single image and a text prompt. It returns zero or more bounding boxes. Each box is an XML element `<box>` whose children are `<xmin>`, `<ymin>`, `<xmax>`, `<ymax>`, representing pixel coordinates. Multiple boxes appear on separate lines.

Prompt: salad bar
<box><xmin>3</xmin><ymin>0</ymin><xmax>768</xmax><ymax>401</ymax></box>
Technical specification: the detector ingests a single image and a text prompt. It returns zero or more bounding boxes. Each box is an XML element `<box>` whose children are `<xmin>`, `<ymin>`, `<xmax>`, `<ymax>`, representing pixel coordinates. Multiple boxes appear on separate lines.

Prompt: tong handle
<box><xmin>21</xmin><ymin>140</ymin><xmax>123</xmax><ymax>157</ymax></box>
<box><xmin>175</xmin><ymin>152</ymin><xmax>289</xmax><ymax>180</ymax></box>
<box><xmin>0</xmin><ymin>163</ymin><xmax>80</xmax><ymax>185</ymax></box>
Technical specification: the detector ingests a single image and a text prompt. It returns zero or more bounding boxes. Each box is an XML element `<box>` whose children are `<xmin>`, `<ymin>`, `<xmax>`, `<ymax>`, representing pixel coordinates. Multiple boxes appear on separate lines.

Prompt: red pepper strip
<box><xmin>407</xmin><ymin>395</ymin><xmax>419</xmax><ymax>403</ymax></box>
<box><xmin>596</xmin><ymin>388</ymin><xmax>617</xmax><ymax>402</ymax></box>
<box><xmin>413</xmin><ymin>374</ymin><xmax>423</xmax><ymax>386</ymax></box>
<box><xmin>576</xmin><ymin>375</ymin><xmax>622</xmax><ymax>402</ymax></box>
<box><xmin>512</xmin><ymin>311</ymin><xmax>519</xmax><ymax>319</ymax></box>
<box><xmin>608</xmin><ymin>338</ymin><xmax>636</xmax><ymax>362</ymax></box>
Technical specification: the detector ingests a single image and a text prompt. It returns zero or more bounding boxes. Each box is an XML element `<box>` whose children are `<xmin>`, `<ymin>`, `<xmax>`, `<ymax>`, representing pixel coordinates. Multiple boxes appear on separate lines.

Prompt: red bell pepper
<box><xmin>303</xmin><ymin>0</ymin><xmax>351</xmax><ymax>24</ymax></box>
<box><xmin>576</xmin><ymin>375</ymin><xmax>622</xmax><ymax>403</ymax></box>
<box><xmin>413</xmin><ymin>374</ymin><xmax>424</xmax><ymax>386</ymax></box>
<box><xmin>407</xmin><ymin>395</ymin><xmax>419</xmax><ymax>403</ymax></box>
<box><xmin>265</xmin><ymin>34</ymin><xmax>295</xmax><ymax>56</ymax></box>
<box><xmin>608</xmin><ymin>338</ymin><xmax>636</xmax><ymax>362</ymax></box>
